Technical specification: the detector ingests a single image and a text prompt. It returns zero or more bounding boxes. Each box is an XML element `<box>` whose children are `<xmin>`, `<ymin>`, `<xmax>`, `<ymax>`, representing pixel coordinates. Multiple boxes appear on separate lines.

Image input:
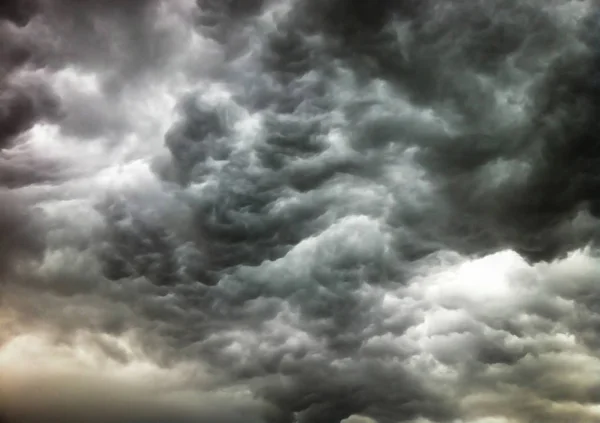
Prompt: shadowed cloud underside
<box><xmin>1</xmin><ymin>1</ymin><xmax>600</xmax><ymax>422</ymax></box>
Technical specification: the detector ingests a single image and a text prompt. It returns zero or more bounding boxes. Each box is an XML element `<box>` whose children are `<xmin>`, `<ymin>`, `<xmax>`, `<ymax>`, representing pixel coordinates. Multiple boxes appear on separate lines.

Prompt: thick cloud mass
<box><xmin>1</xmin><ymin>0</ymin><xmax>600</xmax><ymax>422</ymax></box>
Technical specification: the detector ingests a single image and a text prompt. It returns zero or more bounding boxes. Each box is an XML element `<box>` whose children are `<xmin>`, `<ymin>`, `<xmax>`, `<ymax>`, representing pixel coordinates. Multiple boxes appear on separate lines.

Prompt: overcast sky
<box><xmin>1</xmin><ymin>1</ymin><xmax>600</xmax><ymax>422</ymax></box>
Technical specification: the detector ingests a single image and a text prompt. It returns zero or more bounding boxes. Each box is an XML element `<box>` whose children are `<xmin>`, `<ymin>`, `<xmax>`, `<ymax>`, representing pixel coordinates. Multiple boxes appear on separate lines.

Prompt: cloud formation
<box><xmin>2</xmin><ymin>0</ymin><xmax>600</xmax><ymax>422</ymax></box>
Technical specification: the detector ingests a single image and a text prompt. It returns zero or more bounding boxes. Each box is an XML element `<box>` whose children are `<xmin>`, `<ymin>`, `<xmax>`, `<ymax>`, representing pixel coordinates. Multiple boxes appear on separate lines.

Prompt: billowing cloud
<box><xmin>2</xmin><ymin>0</ymin><xmax>600</xmax><ymax>422</ymax></box>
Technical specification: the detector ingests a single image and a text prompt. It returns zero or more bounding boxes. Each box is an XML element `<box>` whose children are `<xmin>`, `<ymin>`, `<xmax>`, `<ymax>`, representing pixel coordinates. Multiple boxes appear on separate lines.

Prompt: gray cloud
<box><xmin>0</xmin><ymin>367</ymin><xmax>278</xmax><ymax>423</ymax></box>
<box><xmin>2</xmin><ymin>1</ymin><xmax>600</xmax><ymax>423</ymax></box>
<box><xmin>0</xmin><ymin>190</ymin><xmax>41</xmax><ymax>278</ymax></box>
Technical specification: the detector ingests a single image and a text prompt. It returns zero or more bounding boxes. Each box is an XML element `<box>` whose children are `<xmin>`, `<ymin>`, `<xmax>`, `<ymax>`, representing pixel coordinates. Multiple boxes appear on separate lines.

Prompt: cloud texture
<box><xmin>2</xmin><ymin>0</ymin><xmax>600</xmax><ymax>422</ymax></box>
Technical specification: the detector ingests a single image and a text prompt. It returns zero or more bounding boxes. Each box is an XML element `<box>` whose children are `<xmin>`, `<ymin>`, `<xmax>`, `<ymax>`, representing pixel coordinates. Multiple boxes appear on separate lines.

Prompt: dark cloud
<box><xmin>156</xmin><ymin>1</ymin><xmax>600</xmax><ymax>420</ymax></box>
<box><xmin>0</xmin><ymin>0</ymin><xmax>38</xmax><ymax>27</ymax></box>
<box><xmin>2</xmin><ymin>1</ymin><xmax>600</xmax><ymax>423</ymax></box>
<box><xmin>0</xmin><ymin>190</ymin><xmax>41</xmax><ymax>277</ymax></box>
<box><xmin>0</xmin><ymin>78</ymin><xmax>59</xmax><ymax>148</ymax></box>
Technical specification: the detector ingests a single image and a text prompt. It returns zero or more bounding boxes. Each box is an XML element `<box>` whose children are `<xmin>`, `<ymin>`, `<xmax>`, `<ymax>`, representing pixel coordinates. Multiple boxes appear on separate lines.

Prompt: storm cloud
<box><xmin>1</xmin><ymin>0</ymin><xmax>600</xmax><ymax>422</ymax></box>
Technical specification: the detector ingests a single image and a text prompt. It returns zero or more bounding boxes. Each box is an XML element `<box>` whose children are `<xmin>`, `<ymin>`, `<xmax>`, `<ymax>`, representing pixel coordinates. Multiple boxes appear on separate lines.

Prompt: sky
<box><xmin>1</xmin><ymin>1</ymin><xmax>600</xmax><ymax>422</ymax></box>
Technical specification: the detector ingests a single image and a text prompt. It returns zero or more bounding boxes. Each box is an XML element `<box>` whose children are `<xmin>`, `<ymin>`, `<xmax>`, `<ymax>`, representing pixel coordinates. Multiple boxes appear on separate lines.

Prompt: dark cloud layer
<box><xmin>2</xmin><ymin>1</ymin><xmax>600</xmax><ymax>423</ymax></box>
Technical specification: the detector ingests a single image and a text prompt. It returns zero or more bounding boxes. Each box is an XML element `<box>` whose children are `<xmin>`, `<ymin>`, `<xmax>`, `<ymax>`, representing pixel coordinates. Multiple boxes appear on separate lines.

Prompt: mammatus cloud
<box><xmin>1</xmin><ymin>0</ymin><xmax>600</xmax><ymax>422</ymax></box>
